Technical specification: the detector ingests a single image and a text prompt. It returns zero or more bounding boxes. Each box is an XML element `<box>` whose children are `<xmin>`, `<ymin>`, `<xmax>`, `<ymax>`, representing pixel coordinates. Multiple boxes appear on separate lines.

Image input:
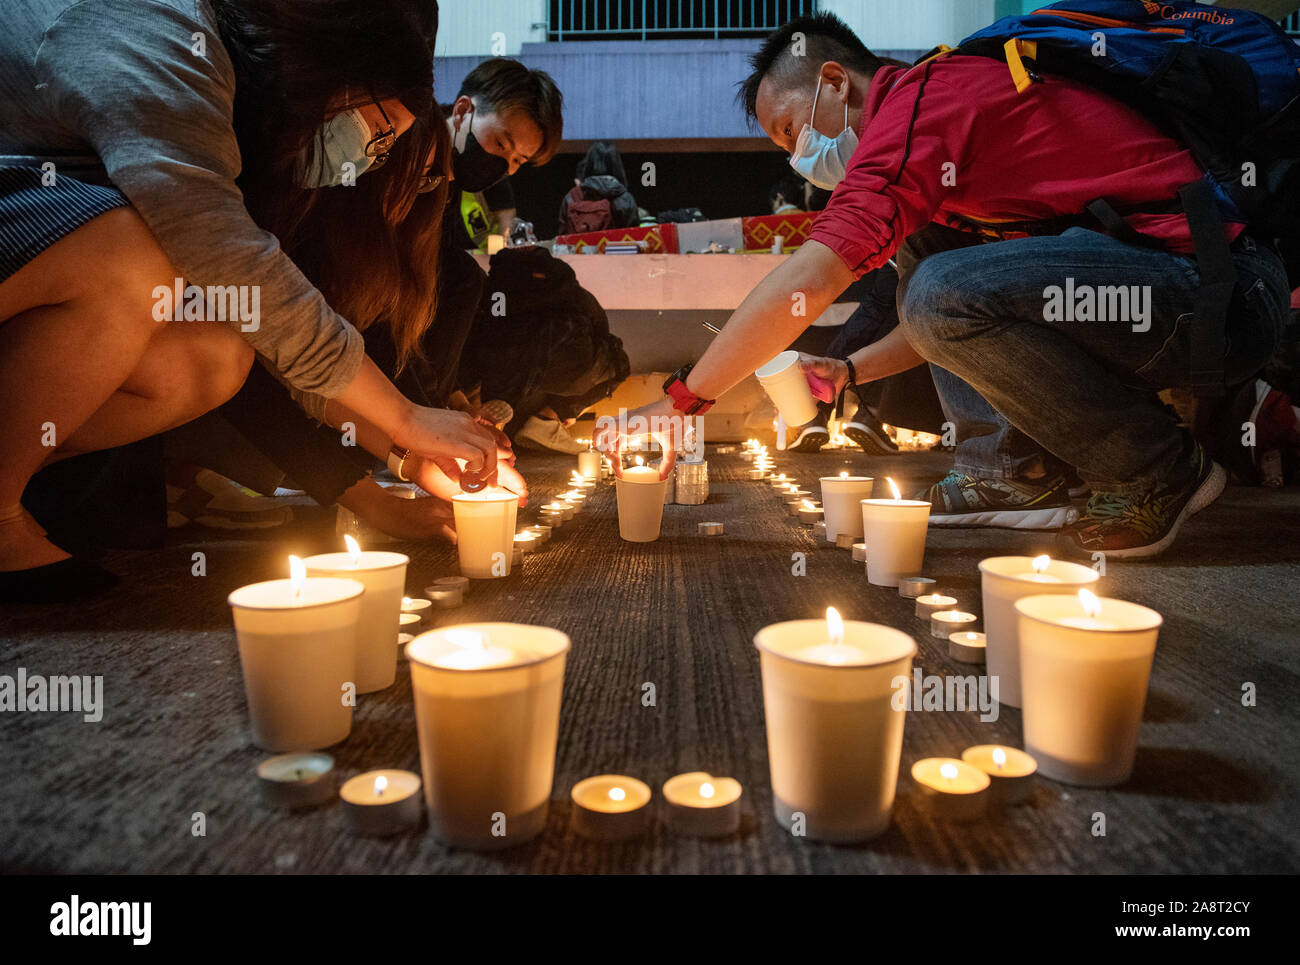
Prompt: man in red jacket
<box><xmin>598</xmin><ymin>12</ymin><xmax>1288</xmax><ymax>559</ymax></box>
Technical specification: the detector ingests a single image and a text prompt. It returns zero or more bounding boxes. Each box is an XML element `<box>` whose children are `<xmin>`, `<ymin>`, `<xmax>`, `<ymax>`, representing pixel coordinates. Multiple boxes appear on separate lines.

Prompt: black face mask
<box><xmin>452</xmin><ymin>111</ymin><xmax>509</xmax><ymax>192</ymax></box>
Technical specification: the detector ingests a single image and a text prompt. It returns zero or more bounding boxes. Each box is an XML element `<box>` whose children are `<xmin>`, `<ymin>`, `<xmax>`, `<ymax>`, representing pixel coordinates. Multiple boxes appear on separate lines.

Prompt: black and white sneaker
<box><xmin>843</xmin><ymin>419</ymin><xmax>899</xmax><ymax>455</ymax></box>
<box><xmin>787</xmin><ymin>425</ymin><xmax>829</xmax><ymax>452</ymax></box>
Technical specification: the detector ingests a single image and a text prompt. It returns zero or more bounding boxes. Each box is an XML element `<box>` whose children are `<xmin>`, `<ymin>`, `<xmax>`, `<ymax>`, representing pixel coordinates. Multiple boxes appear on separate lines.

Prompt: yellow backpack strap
<box><xmin>913</xmin><ymin>43</ymin><xmax>954</xmax><ymax>67</ymax></box>
<box><xmin>1002</xmin><ymin>38</ymin><xmax>1039</xmax><ymax>93</ymax></box>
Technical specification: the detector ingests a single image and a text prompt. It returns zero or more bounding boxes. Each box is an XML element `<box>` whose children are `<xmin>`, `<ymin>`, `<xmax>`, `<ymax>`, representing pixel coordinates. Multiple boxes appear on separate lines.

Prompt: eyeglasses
<box><xmin>363</xmin><ymin>101</ymin><xmax>398</xmax><ymax>170</ymax></box>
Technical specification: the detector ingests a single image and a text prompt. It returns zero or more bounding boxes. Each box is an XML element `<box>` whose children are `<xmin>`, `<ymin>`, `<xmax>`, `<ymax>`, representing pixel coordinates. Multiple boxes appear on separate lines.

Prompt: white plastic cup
<box><xmin>979</xmin><ymin>556</ymin><xmax>1100</xmax><ymax>708</ymax></box>
<box><xmin>302</xmin><ymin>551</ymin><xmax>408</xmax><ymax>694</ymax></box>
<box><xmin>615</xmin><ymin>468</ymin><xmax>669</xmax><ymax>542</ymax></box>
<box><xmin>819</xmin><ymin>476</ymin><xmax>874</xmax><ymax>542</ymax></box>
<box><xmin>1016</xmin><ymin>594</ymin><xmax>1161</xmax><ymax>786</ymax></box>
<box><xmin>452</xmin><ymin>490</ymin><xmax>519</xmax><ymax>579</ymax></box>
<box><xmin>228</xmin><ymin>577</ymin><xmax>364</xmax><ymax>752</ymax></box>
<box><xmin>754</xmin><ymin>619</ymin><xmax>916</xmax><ymax>842</ymax></box>
<box><xmin>755</xmin><ymin>351</ymin><xmax>819</xmax><ymax>427</ymax></box>
<box><xmin>860</xmin><ymin>498</ymin><xmax>930</xmax><ymax>587</ymax></box>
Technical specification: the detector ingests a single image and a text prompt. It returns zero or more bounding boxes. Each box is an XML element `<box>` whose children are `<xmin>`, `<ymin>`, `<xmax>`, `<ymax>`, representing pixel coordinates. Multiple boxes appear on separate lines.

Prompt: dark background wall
<box><xmin>509</xmin><ymin>148</ymin><xmax>795</xmax><ymax>239</ymax></box>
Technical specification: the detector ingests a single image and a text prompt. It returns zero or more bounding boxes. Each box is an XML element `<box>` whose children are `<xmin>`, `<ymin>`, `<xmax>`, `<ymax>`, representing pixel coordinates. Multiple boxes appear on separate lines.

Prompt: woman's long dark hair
<box><xmin>576</xmin><ymin>140</ymin><xmax>628</xmax><ymax>188</ymax></box>
<box><xmin>212</xmin><ymin>0</ymin><xmax>450</xmax><ymax>371</ymax></box>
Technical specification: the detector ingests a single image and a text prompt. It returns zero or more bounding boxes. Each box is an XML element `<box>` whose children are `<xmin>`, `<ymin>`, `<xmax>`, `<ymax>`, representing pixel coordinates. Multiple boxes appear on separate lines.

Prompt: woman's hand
<box><xmin>339</xmin><ymin>479</ymin><xmax>457</xmax><ymax>543</ymax></box>
<box><xmin>410</xmin><ymin>448</ymin><xmax>528</xmax><ymax>507</ymax></box>
<box><xmin>393</xmin><ymin>405</ymin><xmax>497</xmax><ymax>484</ymax></box>
<box><xmin>797</xmin><ymin>353</ymin><xmax>850</xmax><ymax>400</ymax></box>
<box><xmin>593</xmin><ymin>395</ymin><xmax>679</xmax><ymax>481</ymax></box>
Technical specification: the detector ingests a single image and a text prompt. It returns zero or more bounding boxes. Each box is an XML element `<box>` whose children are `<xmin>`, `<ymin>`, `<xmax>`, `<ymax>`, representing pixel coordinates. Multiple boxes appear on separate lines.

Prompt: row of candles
<box><xmin>742</xmin><ymin>438</ymin><xmax>1164</xmax><ymax>809</ymax></box>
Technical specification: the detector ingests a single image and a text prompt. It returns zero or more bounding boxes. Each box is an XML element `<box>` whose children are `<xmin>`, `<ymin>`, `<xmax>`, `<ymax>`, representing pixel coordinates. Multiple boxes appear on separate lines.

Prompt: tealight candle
<box><xmin>257</xmin><ymin>752</ymin><xmax>336</xmax><ymax>809</ymax></box>
<box><xmin>754</xmin><ymin>608</ymin><xmax>917</xmax><ymax>841</ymax></box>
<box><xmin>930</xmin><ymin>609</ymin><xmax>977</xmax><ymax>639</ymax></box>
<box><xmin>914</xmin><ymin>593</ymin><xmax>958</xmax><ymax>619</ymax></box>
<box><xmin>819</xmin><ymin>475</ymin><xmax>874</xmax><ymax>544</ymax></box>
<box><xmin>798</xmin><ymin>501</ymin><xmax>823</xmax><ymax>525</ymax></box>
<box><xmin>340</xmin><ymin>770</ymin><xmax>423</xmax><ymax>836</ymax></box>
<box><xmin>898</xmin><ymin>576</ymin><xmax>937</xmax><ymax>599</ymax></box>
<box><xmin>577</xmin><ymin>450</ymin><xmax>602</xmax><ymax>480</ymax></box>
<box><xmin>407</xmin><ymin>624</ymin><xmax>570</xmax><ymax>847</ymax></box>
<box><xmin>911</xmin><ymin>758</ymin><xmax>990</xmax><ymax>821</ymax></box>
<box><xmin>571</xmin><ymin>775</ymin><xmax>653</xmax><ymax>841</ymax></box>
<box><xmin>1015</xmin><ymin>590</ymin><xmax>1161</xmax><ymax>786</ymax></box>
<box><xmin>948</xmin><ymin>631</ymin><xmax>987</xmax><ymax>663</ymax></box>
<box><xmin>814</xmin><ymin>520</ymin><xmax>828</xmax><ymax>539</ymax></box>
<box><xmin>401</xmin><ymin>596</ymin><xmax>432</xmax><ymax>616</ymax></box>
<box><xmin>527</xmin><ymin>524</ymin><xmax>552</xmax><ymax>543</ymax></box>
<box><xmin>768</xmin><ymin>474</ymin><xmax>791</xmax><ymax>490</ymax></box>
<box><xmin>426</xmin><ymin>575</ymin><xmax>468</xmax><ymax>609</ymax></box>
<box><xmin>303</xmin><ymin>536</ymin><xmax>408</xmax><ymax>694</ymax></box>
<box><xmin>453</xmin><ymin>489</ymin><xmax>520</xmax><ymax>579</ymax></box>
<box><xmin>538</xmin><ymin>508</ymin><xmax>565</xmax><ymax>528</ymax></box>
<box><xmin>852</xmin><ymin>542</ymin><xmax>867</xmax><ymax>563</ymax></box>
<box><xmin>662</xmin><ymin>772</ymin><xmax>742</xmax><ymax>838</ymax></box>
<box><xmin>860</xmin><ymin>478</ymin><xmax>930</xmax><ymax>587</ymax></box>
<box><xmin>961</xmin><ymin>745</ymin><xmax>1037</xmax><ymax>805</ymax></box>
<box><xmin>836</xmin><ymin>532</ymin><xmax>856</xmax><ymax>550</ymax></box>
<box><xmin>615</xmin><ymin>458</ymin><xmax>669</xmax><ymax>542</ymax></box>
<box><xmin>228</xmin><ymin>558</ymin><xmax>363</xmax><ymax>751</ymax></box>
<box><xmin>979</xmin><ymin>555</ymin><xmax>1100</xmax><ymax>707</ymax></box>
<box><xmin>569</xmin><ymin>469</ymin><xmax>595</xmax><ymax>490</ymax></box>
<box><xmin>542</xmin><ymin>500</ymin><xmax>574</xmax><ymax>521</ymax></box>
<box><xmin>514</xmin><ymin>532</ymin><xmax>538</xmax><ymax>555</ymax></box>
<box><xmin>698</xmin><ymin>521</ymin><xmax>725</xmax><ymax>536</ymax></box>
<box><xmin>399</xmin><ymin>611</ymin><xmax>422</xmax><ymax>628</ymax></box>
<box><xmin>782</xmin><ymin>489</ymin><xmax>811</xmax><ymax>514</ymax></box>
<box><xmin>747</xmin><ymin>468</ymin><xmax>768</xmax><ymax>481</ymax></box>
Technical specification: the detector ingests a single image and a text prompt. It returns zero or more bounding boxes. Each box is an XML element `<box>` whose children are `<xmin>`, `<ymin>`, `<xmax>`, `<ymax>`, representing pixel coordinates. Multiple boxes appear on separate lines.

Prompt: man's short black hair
<box><xmin>458</xmin><ymin>58</ymin><xmax>564</xmax><ymax>165</ymax></box>
<box><xmin>738</xmin><ymin>12</ymin><xmax>883</xmax><ymax>123</ymax></box>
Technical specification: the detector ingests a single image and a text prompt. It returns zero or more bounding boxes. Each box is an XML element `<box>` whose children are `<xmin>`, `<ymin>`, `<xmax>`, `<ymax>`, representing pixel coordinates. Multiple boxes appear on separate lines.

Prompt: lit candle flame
<box><xmin>887</xmin><ymin>477</ymin><xmax>901</xmax><ymax>501</ymax></box>
<box><xmin>608</xmin><ymin>787</ymin><xmax>626</xmax><ymax>802</ymax></box>
<box><xmin>289</xmin><ymin>555</ymin><xmax>305</xmax><ymax>602</ymax></box>
<box><xmin>940</xmin><ymin>762</ymin><xmax>959</xmax><ymax>781</ymax></box>
<box><xmin>344</xmin><ymin>533</ymin><xmax>361</xmax><ymax>567</ymax></box>
<box><xmin>800</xmin><ymin>500</ymin><xmax>816</xmax><ymax>511</ymax></box>
<box><xmin>374</xmin><ymin>774</ymin><xmax>388</xmax><ymax>797</ymax></box>
<box><xmin>445</xmin><ymin>628</ymin><xmax>485</xmax><ymax>653</ymax></box>
<box><xmin>402</xmin><ymin>596</ymin><xmax>413</xmax><ymax>607</ymax></box>
<box><xmin>992</xmin><ymin>747</ymin><xmax>1007</xmax><ymax>771</ymax></box>
<box><xmin>634</xmin><ymin>455</ymin><xmax>644</xmax><ymax>467</ymax></box>
<box><xmin>840</xmin><ymin>470</ymin><xmax>849</xmax><ymax>478</ymax></box>
<box><xmin>1031</xmin><ymin>554</ymin><xmax>1051</xmax><ymax>576</ymax></box>
<box><xmin>826</xmin><ymin>607</ymin><xmax>844</xmax><ymax>648</ymax></box>
<box><xmin>700</xmin><ymin>782</ymin><xmax>715</xmax><ymax>799</ymax></box>
<box><xmin>1078</xmin><ymin>588</ymin><xmax>1102</xmax><ymax>620</ymax></box>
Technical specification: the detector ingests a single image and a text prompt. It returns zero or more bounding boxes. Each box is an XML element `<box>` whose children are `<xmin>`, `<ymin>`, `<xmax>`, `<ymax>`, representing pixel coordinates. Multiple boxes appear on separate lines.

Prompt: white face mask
<box><xmin>295</xmin><ymin>108</ymin><xmax>376</xmax><ymax>188</ymax></box>
<box><xmin>788</xmin><ymin>79</ymin><xmax>858</xmax><ymax>190</ymax></box>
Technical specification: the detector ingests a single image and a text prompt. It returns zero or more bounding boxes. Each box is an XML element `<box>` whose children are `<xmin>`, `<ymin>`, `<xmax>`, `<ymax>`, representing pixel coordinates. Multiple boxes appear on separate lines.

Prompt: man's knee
<box><xmin>897</xmin><ymin>253</ymin><xmax>966</xmax><ymax>357</ymax></box>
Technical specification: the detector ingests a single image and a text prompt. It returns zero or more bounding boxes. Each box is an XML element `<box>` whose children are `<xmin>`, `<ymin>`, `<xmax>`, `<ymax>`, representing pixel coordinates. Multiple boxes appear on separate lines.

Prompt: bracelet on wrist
<box><xmin>842</xmin><ymin>356</ymin><xmax>858</xmax><ymax>388</ymax></box>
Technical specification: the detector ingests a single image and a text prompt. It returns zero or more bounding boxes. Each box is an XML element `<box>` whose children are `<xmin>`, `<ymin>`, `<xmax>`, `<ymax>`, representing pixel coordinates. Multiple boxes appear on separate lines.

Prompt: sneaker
<box><xmin>787</xmin><ymin>424</ymin><xmax>829</xmax><ymax>452</ymax></box>
<box><xmin>1057</xmin><ymin>443</ymin><xmax>1226</xmax><ymax>560</ymax></box>
<box><xmin>513</xmin><ymin>416</ymin><xmax>586</xmax><ymax>454</ymax></box>
<box><xmin>843</xmin><ymin>418</ymin><xmax>899</xmax><ymax>455</ymax></box>
<box><xmin>167</xmin><ymin>469</ymin><xmax>292</xmax><ymax>530</ymax></box>
<box><xmin>920</xmin><ymin>470</ymin><xmax>1078</xmax><ymax>529</ymax></box>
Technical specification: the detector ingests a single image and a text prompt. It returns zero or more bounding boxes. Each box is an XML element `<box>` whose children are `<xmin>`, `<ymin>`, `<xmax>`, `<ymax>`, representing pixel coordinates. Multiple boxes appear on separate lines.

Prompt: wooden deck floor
<box><xmin>1</xmin><ymin>449</ymin><xmax>1297</xmax><ymax>874</ymax></box>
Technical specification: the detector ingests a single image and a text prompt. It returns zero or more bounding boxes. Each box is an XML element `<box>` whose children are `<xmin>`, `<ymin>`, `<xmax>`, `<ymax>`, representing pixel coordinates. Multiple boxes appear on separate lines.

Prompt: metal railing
<box><xmin>549</xmin><ymin>0</ymin><xmax>818</xmax><ymax>41</ymax></box>
<box><xmin>1282</xmin><ymin>12</ymin><xmax>1300</xmax><ymax>37</ymax></box>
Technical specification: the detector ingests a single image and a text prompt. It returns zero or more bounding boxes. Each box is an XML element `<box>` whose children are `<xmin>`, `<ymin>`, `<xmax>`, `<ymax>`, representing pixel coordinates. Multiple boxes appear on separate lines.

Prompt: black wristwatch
<box><xmin>663</xmin><ymin>363</ymin><xmax>716</xmax><ymax>415</ymax></box>
<box><xmin>842</xmin><ymin>356</ymin><xmax>858</xmax><ymax>388</ymax></box>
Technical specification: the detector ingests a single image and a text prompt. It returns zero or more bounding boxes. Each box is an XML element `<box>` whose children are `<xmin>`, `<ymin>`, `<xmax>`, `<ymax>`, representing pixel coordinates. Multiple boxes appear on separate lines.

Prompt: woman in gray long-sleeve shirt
<box><xmin>0</xmin><ymin>0</ymin><xmax>503</xmax><ymax>599</ymax></box>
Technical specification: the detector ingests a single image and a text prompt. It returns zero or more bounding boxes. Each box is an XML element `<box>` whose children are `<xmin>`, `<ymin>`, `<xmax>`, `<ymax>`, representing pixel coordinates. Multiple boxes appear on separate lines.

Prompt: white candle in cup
<box><xmin>979</xmin><ymin>554</ymin><xmax>1100</xmax><ymax>708</ymax></box>
<box><xmin>615</xmin><ymin>456</ymin><xmax>669</xmax><ymax>542</ymax></box>
<box><xmin>340</xmin><ymin>770</ymin><xmax>423</xmax><ymax>836</ymax></box>
<box><xmin>570</xmin><ymin>775</ymin><xmax>652</xmax><ymax>841</ymax></box>
<box><xmin>228</xmin><ymin>557</ymin><xmax>364</xmax><ymax>751</ymax></box>
<box><xmin>662</xmin><ymin>772</ymin><xmax>742</xmax><ymax>837</ymax></box>
<box><xmin>1016</xmin><ymin>589</ymin><xmax>1161</xmax><ymax>786</ymax></box>
<box><xmin>452</xmin><ymin>488</ymin><xmax>520</xmax><ymax>579</ymax></box>
<box><xmin>407</xmin><ymin>624</ymin><xmax>569</xmax><ymax>848</ymax></box>
<box><xmin>911</xmin><ymin>758</ymin><xmax>990</xmax><ymax>821</ymax></box>
<box><xmin>754</xmin><ymin>607</ymin><xmax>917</xmax><ymax>841</ymax></box>
<box><xmin>860</xmin><ymin>478</ymin><xmax>930</xmax><ymax>587</ymax></box>
<box><xmin>819</xmin><ymin>474</ymin><xmax>874</xmax><ymax>543</ymax></box>
<box><xmin>303</xmin><ymin>536</ymin><xmax>408</xmax><ymax>694</ymax></box>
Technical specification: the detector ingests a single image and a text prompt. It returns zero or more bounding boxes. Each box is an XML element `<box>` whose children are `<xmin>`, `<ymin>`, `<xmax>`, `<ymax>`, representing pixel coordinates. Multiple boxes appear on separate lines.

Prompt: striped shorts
<box><xmin>0</xmin><ymin>166</ymin><xmax>129</xmax><ymax>284</ymax></box>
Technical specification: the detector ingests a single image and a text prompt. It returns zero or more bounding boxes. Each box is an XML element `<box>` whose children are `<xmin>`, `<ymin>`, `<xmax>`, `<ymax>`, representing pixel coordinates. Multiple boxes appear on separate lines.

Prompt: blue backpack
<box><xmin>946</xmin><ymin>0</ymin><xmax>1300</xmax><ymax>391</ymax></box>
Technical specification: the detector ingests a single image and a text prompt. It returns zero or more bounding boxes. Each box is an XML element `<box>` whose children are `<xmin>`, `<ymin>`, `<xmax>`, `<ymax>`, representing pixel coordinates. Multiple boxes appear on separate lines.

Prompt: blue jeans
<box><xmin>896</xmin><ymin>226</ymin><xmax>1288</xmax><ymax>493</ymax></box>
